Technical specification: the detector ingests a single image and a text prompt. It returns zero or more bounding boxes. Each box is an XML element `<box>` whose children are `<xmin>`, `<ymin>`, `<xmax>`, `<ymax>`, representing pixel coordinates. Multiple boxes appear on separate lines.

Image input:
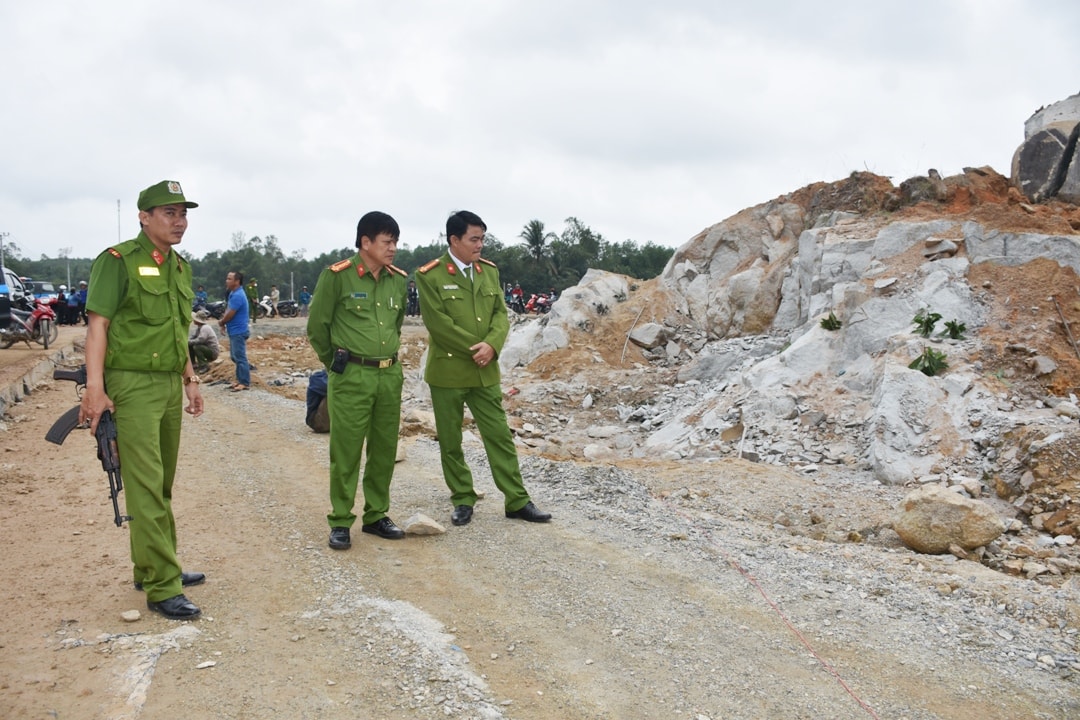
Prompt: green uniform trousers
<box><xmin>106</xmin><ymin>368</ymin><xmax>184</xmax><ymax>603</ymax></box>
<box><xmin>327</xmin><ymin>362</ymin><xmax>403</xmax><ymax>527</ymax></box>
<box><xmin>189</xmin><ymin>344</ymin><xmax>218</xmax><ymax>367</ymax></box>
<box><xmin>429</xmin><ymin>383</ymin><xmax>531</xmax><ymax>512</ymax></box>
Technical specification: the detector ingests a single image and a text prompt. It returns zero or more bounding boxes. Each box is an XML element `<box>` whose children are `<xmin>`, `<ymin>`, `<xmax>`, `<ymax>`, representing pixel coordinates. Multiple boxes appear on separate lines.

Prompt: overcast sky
<box><xmin>1</xmin><ymin>1</ymin><xmax>1077</xmax><ymax>265</ymax></box>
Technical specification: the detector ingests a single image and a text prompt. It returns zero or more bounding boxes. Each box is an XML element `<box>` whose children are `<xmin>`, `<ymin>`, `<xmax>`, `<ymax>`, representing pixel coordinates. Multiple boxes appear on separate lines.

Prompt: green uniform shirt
<box><xmin>415</xmin><ymin>252</ymin><xmax>508</xmax><ymax>388</ymax></box>
<box><xmin>86</xmin><ymin>231</ymin><xmax>194</xmax><ymax>373</ymax></box>
<box><xmin>307</xmin><ymin>254</ymin><xmax>407</xmax><ymax>367</ymax></box>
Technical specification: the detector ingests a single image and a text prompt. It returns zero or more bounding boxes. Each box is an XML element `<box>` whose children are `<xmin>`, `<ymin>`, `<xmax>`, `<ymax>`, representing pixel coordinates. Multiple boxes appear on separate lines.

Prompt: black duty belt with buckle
<box><xmin>347</xmin><ymin>353</ymin><xmax>398</xmax><ymax>369</ymax></box>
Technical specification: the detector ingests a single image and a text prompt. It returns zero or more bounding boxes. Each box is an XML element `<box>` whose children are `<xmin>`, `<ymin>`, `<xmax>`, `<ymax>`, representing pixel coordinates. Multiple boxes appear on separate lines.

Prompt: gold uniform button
<box><xmin>476</xmin><ymin>317</ymin><xmax>481</xmax><ymax>322</ymax></box>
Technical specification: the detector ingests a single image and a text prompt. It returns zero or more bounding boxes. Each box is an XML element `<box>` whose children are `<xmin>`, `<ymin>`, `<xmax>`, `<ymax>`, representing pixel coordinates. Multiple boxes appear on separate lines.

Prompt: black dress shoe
<box><xmin>505</xmin><ymin>501</ymin><xmax>552</xmax><ymax>523</ymax></box>
<box><xmin>329</xmin><ymin>526</ymin><xmax>351</xmax><ymax>550</ymax></box>
<box><xmin>361</xmin><ymin>517</ymin><xmax>405</xmax><ymax>539</ymax></box>
<box><xmin>451</xmin><ymin>505</ymin><xmax>474</xmax><ymax>526</ymax></box>
<box><xmin>147</xmin><ymin>594</ymin><xmax>202</xmax><ymax>620</ymax></box>
<box><xmin>134</xmin><ymin>571</ymin><xmax>206</xmax><ymax>592</ymax></box>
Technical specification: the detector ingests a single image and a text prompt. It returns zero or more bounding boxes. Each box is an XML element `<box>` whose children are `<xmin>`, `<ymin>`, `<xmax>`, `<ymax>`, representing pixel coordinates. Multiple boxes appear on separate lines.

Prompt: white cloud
<box><xmin>1</xmin><ymin>0</ymin><xmax>1077</xmax><ymax>264</ymax></box>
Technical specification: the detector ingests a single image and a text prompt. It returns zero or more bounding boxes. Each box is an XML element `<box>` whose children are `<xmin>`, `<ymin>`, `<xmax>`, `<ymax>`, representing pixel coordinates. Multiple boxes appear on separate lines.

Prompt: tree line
<box><xmin>8</xmin><ymin>217</ymin><xmax>673</xmax><ymax>302</ymax></box>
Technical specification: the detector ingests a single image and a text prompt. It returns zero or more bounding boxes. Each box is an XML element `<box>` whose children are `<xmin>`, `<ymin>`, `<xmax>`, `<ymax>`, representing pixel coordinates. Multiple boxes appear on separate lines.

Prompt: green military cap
<box><xmin>137</xmin><ymin>180</ymin><xmax>199</xmax><ymax>211</ymax></box>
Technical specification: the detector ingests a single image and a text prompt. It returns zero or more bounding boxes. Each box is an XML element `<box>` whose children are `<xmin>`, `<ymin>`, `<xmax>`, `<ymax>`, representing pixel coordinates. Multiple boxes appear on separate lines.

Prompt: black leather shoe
<box><xmin>361</xmin><ymin>517</ymin><xmax>405</xmax><ymax>539</ymax></box>
<box><xmin>451</xmin><ymin>505</ymin><xmax>474</xmax><ymax>526</ymax></box>
<box><xmin>505</xmin><ymin>502</ymin><xmax>552</xmax><ymax>523</ymax></box>
<box><xmin>147</xmin><ymin>594</ymin><xmax>201</xmax><ymax>620</ymax></box>
<box><xmin>134</xmin><ymin>571</ymin><xmax>206</xmax><ymax>592</ymax></box>
<box><xmin>329</xmin><ymin>527</ymin><xmax>351</xmax><ymax>550</ymax></box>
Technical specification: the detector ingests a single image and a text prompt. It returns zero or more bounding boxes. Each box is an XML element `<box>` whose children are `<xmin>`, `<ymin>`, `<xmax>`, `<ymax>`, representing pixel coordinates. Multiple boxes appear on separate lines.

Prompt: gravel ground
<box><xmin>4</xmin><ymin>326</ymin><xmax>1078</xmax><ymax>719</ymax></box>
<box><xmin>188</xmin><ymin>382</ymin><xmax>1079</xmax><ymax>719</ymax></box>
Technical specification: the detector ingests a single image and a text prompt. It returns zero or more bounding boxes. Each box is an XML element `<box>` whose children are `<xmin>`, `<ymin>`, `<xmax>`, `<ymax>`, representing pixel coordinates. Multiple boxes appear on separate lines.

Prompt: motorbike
<box><xmin>204</xmin><ymin>300</ymin><xmax>228</xmax><ymax>319</ymax></box>
<box><xmin>508</xmin><ymin>294</ymin><xmax>525</xmax><ymax>314</ymax></box>
<box><xmin>1</xmin><ymin>296</ymin><xmax>59</xmax><ymax>350</ymax></box>
<box><xmin>256</xmin><ymin>295</ymin><xmax>276</xmax><ymax>319</ymax></box>
<box><xmin>524</xmin><ymin>293</ymin><xmax>552</xmax><ymax>314</ymax></box>
<box><xmin>276</xmin><ymin>300</ymin><xmax>298</xmax><ymax>318</ymax></box>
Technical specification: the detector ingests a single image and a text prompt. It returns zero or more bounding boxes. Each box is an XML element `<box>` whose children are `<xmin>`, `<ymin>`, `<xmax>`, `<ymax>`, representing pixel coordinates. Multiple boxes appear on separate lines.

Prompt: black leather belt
<box><xmin>347</xmin><ymin>353</ymin><xmax>397</xmax><ymax>369</ymax></box>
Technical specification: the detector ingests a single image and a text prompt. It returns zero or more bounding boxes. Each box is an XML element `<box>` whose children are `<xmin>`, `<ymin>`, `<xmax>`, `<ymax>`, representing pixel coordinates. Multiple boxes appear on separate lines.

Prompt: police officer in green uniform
<box><xmin>307</xmin><ymin>211</ymin><xmax>409</xmax><ymax>549</ymax></box>
<box><xmin>81</xmin><ymin>180</ymin><xmax>206</xmax><ymax>621</ymax></box>
<box><xmin>416</xmin><ymin>210</ymin><xmax>552</xmax><ymax>527</ymax></box>
<box><xmin>245</xmin><ymin>278</ymin><xmax>259</xmax><ymax>323</ymax></box>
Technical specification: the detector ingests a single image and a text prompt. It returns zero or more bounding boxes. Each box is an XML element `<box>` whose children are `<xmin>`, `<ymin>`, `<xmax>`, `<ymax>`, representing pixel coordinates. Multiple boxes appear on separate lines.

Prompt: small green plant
<box><xmin>909</xmin><ymin>347</ymin><xmax>948</xmax><ymax>376</ymax></box>
<box><xmin>943</xmin><ymin>319</ymin><xmax>967</xmax><ymax>340</ymax></box>
<box><xmin>613</xmin><ymin>290</ymin><xmax>628</xmax><ymax>303</ymax></box>
<box><xmin>594</xmin><ymin>302</ymin><xmax>610</xmax><ymax>315</ymax></box>
<box><xmin>912</xmin><ymin>310</ymin><xmax>942</xmax><ymax>338</ymax></box>
<box><xmin>820</xmin><ymin>312</ymin><xmax>842</xmax><ymax>331</ymax></box>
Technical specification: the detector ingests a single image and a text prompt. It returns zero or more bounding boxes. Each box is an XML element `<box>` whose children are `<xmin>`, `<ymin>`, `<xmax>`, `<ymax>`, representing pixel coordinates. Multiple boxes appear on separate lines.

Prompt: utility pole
<box><xmin>59</xmin><ymin>247</ymin><xmax>72</xmax><ymax>288</ymax></box>
<box><xmin>117</xmin><ymin>199</ymin><xmax>122</xmax><ymax>242</ymax></box>
<box><xmin>0</xmin><ymin>231</ymin><xmax>8</xmax><ymax>269</ymax></box>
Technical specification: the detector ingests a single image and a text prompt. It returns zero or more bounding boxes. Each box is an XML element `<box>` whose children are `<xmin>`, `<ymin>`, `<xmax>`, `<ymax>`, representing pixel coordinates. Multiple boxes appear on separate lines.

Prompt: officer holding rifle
<box><xmin>81</xmin><ymin>180</ymin><xmax>206</xmax><ymax>621</ymax></box>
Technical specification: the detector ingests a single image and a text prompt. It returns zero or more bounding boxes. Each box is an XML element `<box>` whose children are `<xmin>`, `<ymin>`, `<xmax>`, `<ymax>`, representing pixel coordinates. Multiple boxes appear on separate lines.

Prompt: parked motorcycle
<box><xmin>204</xmin><ymin>300</ymin><xmax>228</xmax><ymax>319</ymax></box>
<box><xmin>276</xmin><ymin>300</ymin><xmax>298</xmax><ymax>318</ymax></box>
<box><xmin>1</xmin><ymin>296</ymin><xmax>58</xmax><ymax>349</ymax></box>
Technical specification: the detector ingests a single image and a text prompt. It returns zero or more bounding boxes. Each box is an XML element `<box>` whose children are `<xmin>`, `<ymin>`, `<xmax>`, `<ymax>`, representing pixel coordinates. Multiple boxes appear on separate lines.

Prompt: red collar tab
<box><xmin>151</xmin><ymin>249</ymin><xmax>165</xmax><ymax>266</ymax></box>
<box><xmin>357</xmin><ymin>264</ymin><xmax>366</xmax><ymax>278</ymax></box>
<box><xmin>474</xmin><ymin>263</ymin><xmax>482</xmax><ymax>274</ymax></box>
<box><xmin>446</xmin><ymin>263</ymin><xmax>457</xmax><ymax>275</ymax></box>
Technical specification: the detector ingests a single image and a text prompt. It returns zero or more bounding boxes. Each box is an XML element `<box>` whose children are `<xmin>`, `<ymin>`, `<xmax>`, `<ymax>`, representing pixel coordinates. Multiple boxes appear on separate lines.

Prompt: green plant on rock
<box><xmin>909</xmin><ymin>347</ymin><xmax>948</xmax><ymax>376</ymax></box>
<box><xmin>912</xmin><ymin>310</ymin><xmax>942</xmax><ymax>338</ymax></box>
<box><xmin>943</xmin><ymin>319</ymin><xmax>967</xmax><ymax>340</ymax></box>
<box><xmin>820</xmin><ymin>312</ymin><xmax>842</xmax><ymax>331</ymax></box>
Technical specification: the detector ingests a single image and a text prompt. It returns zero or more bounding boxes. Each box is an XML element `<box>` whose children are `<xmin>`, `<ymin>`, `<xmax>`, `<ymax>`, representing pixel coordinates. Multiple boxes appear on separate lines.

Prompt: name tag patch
<box><xmin>351</xmin><ymin>292</ymin><xmax>368</xmax><ymax>299</ymax></box>
<box><xmin>442</xmin><ymin>284</ymin><xmax>459</xmax><ymax>290</ymax></box>
<box><xmin>138</xmin><ymin>266</ymin><xmax>160</xmax><ymax>276</ymax></box>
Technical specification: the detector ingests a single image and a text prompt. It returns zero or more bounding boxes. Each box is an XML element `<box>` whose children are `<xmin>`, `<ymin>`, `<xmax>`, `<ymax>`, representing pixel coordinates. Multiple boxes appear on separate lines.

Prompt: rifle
<box><xmin>46</xmin><ymin>365</ymin><xmax>131</xmax><ymax>527</ymax></box>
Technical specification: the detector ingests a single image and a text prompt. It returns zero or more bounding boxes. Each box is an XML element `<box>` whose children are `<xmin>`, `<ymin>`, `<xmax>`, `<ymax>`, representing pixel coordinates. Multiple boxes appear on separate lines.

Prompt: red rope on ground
<box><xmin>666</xmin><ymin>500</ymin><xmax>882</xmax><ymax>720</ymax></box>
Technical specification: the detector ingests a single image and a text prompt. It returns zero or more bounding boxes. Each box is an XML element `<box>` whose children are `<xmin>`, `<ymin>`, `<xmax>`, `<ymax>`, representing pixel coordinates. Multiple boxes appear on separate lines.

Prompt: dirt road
<box><xmin>0</xmin><ymin>328</ymin><xmax>1077</xmax><ymax>719</ymax></box>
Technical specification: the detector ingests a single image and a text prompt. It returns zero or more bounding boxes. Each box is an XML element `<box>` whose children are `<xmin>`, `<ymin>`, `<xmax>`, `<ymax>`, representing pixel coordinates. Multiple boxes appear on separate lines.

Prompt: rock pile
<box><xmin>492</xmin><ymin>98</ymin><xmax>1080</xmax><ymax>581</ymax></box>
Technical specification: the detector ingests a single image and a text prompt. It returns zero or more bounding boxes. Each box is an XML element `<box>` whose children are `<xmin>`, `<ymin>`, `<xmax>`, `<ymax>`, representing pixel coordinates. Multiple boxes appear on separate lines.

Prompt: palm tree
<box><xmin>519</xmin><ymin>219</ymin><xmax>557</xmax><ymax>264</ymax></box>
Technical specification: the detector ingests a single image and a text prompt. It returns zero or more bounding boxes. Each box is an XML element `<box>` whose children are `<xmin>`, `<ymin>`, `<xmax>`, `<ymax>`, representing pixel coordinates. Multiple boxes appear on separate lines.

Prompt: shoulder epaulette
<box><xmin>418</xmin><ymin>259</ymin><xmax>440</xmax><ymax>274</ymax></box>
<box><xmin>478</xmin><ymin>257</ymin><xmax>497</xmax><ymax>268</ymax></box>
<box><xmin>388</xmin><ymin>264</ymin><xmax>408</xmax><ymax>277</ymax></box>
<box><xmin>105</xmin><ymin>238</ymin><xmax>140</xmax><ymax>258</ymax></box>
<box><xmin>329</xmin><ymin>258</ymin><xmax>352</xmax><ymax>273</ymax></box>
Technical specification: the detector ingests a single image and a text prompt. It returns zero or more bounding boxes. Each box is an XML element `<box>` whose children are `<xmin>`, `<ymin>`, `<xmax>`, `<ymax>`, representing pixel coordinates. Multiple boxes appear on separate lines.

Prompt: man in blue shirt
<box><xmin>194</xmin><ymin>285</ymin><xmax>208</xmax><ymax>307</ymax></box>
<box><xmin>75</xmin><ymin>280</ymin><xmax>89</xmax><ymax>325</ymax></box>
<box><xmin>217</xmin><ymin>270</ymin><xmax>251</xmax><ymax>391</ymax></box>
<box><xmin>298</xmin><ymin>285</ymin><xmax>312</xmax><ymax>317</ymax></box>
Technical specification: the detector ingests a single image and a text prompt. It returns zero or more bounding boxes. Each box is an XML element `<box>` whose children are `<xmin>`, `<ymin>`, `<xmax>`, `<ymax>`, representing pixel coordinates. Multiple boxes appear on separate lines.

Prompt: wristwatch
<box><xmin>184</xmin><ymin>375</ymin><xmax>201</xmax><ymax>385</ymax></box>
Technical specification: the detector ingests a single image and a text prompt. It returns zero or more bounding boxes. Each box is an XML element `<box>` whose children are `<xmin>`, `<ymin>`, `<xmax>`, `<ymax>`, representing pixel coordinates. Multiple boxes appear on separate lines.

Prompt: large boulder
<box><xmin>1011</xmin><ymin>126</ymin><xmax>1078</xmax><ymax>203</ymax></box>
<box><xmin>893</xmin><ymin>484</ymin><xmax>1006</xmax><ymax>554</ymax></box>
<box><xmin>1012</xmin><ymin>91</ymin><xmax>1080</xmax><ymax>204</ymax></box>
<box><xmin>1023</xmin><ymin>91</ymin><xmax>1080</xmax><ymax>138</ymax></box>
<box><xmin>1058</xmin><ymin>139</ymin><xmax>1080</xmax><ymax>204</ymax></box>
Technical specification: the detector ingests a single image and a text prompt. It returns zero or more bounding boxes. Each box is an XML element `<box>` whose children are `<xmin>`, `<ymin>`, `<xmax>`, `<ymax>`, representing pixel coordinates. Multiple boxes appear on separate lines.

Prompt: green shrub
<box><xmin>912</xmin><ymin>310</ymin><xmax>942</xmax><ymax>338</ymax></box>
<box><xmin>820</xmin><ymin>312</ymin><xmax>842</xmax><ymax>331</ymax></box>
<box><xmin>909</xmin><ymin>347</ymin><xmax>948</xmax><ymax>376</ymax></box>
<box><xmin>943</xmin><ymin>319</ymin><xmax>966</xmax><ymax>340</ymax></box>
